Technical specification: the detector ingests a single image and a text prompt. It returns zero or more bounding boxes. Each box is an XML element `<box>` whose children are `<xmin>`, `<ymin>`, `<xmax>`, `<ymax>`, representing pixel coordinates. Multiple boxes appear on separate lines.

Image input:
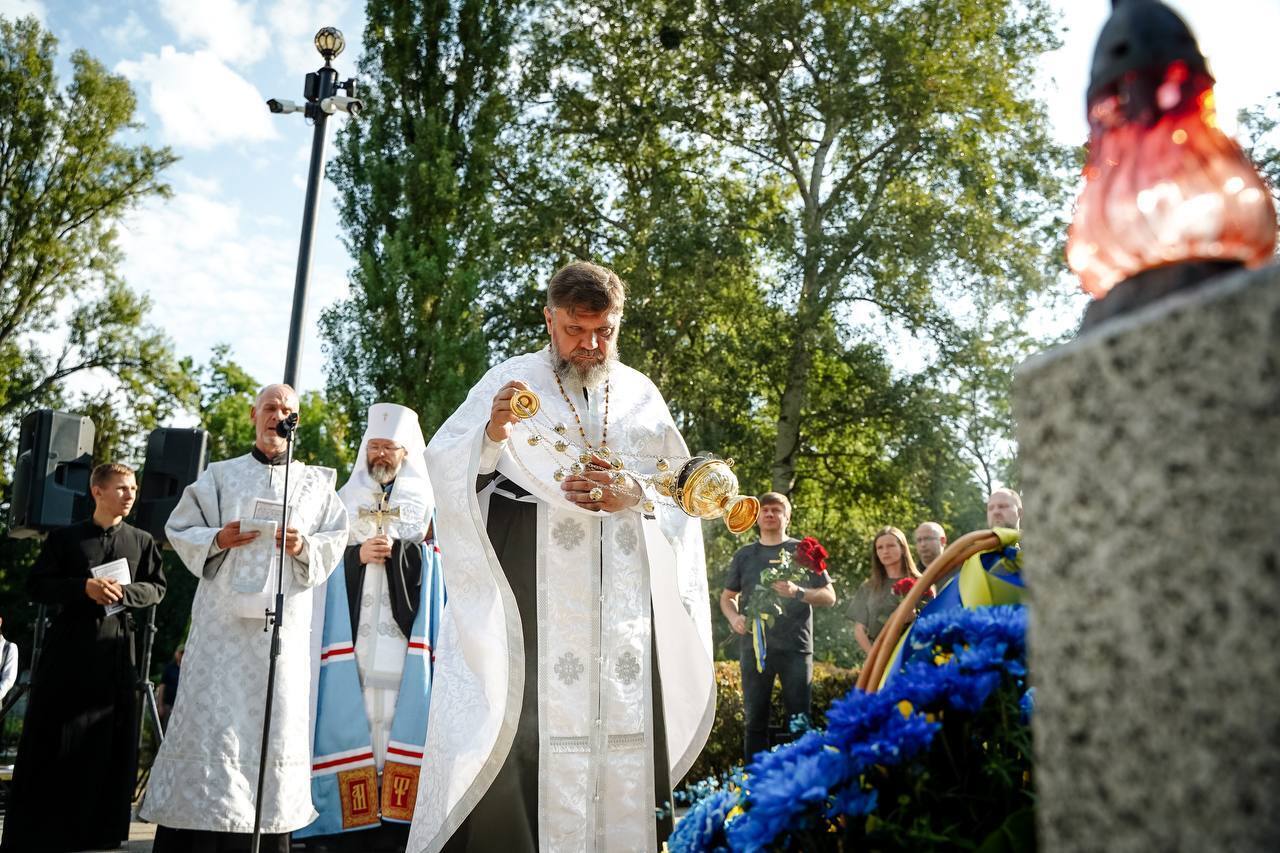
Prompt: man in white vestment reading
<box><xmin>142</xmin><ymin>384</ymin><xmax>348</xmax><ymax>853</ymax></box>
<box><xmin>299</xmin><ymin>402</ymin><xmax>438</xmax><ymax>852</ymax></box>
<box><xmin>408</xmin><ymin>261</ymin><xmax>715</xmax><ymax>853</ymax></box>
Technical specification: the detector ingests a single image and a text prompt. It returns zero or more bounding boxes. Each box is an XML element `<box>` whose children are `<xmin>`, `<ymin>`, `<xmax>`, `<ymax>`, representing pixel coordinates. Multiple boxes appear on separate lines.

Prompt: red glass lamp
<box><xmin>1067</xmin><ymin>0</ymin><xmax>1275</xmax><ymax>325</ymax></box>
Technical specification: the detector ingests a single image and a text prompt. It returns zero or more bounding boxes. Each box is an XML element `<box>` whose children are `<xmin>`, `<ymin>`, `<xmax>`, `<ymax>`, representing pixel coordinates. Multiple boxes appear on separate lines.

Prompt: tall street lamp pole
<box><xmin>266</xmin><ymin>26</ymin><xmax>363</xmax><ymax>390</ymax></box>
<box><xmin>249</xmin><ymin>28</ymin><xmax>361</xmax><ymax>853</ymax></box>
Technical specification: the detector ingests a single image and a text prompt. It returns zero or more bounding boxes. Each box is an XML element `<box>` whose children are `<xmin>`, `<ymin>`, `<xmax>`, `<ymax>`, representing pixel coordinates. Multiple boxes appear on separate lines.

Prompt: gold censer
<box><xmin>509</xmin><ymin>389</ymin><xmax>760</xmax><ymax>534</ymax></box>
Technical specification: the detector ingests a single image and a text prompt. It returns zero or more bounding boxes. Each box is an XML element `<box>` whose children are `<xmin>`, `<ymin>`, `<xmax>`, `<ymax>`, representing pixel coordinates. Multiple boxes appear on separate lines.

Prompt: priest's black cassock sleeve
<box><xmin>442</xmin><ymin>473</ymin><xmax>673</xmax><ymax>853</ymax></box>
<box><xmin>0</xmin><ymin>519</ymin><xmax>166</xmax><ymax>853</ymax></box>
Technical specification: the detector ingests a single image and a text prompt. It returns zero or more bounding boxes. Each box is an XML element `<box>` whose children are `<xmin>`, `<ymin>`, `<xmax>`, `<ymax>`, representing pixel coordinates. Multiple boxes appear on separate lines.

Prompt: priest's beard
<box><xmin>551</xmin><ymin>340</ymin><xmax>617</xmax><ymax>389</ymax></box>
<box><xmin>368</xmin><ymin>460</ymin><xmax>402</xmax><ymax>485</ymax></box>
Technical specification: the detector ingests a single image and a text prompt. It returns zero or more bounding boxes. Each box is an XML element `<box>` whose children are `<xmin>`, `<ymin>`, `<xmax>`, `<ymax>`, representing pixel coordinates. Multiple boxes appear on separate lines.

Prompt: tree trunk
<box><xmin>770</xmin><ymin>323</ymin><xmax>816</xmax><ymax>495</ymax></box>
<box><xmin>771</xmin><ymin>260</ymin><xmax>824</xmax><ymax>495</ymax></box>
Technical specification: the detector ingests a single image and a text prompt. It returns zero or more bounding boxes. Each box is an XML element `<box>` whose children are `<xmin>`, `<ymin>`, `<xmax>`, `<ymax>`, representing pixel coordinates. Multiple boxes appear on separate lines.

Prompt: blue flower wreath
<box><xmin>669</xmin><ymin>605</ymin><xmax>1031</xmax><ymax>853</ymax></box>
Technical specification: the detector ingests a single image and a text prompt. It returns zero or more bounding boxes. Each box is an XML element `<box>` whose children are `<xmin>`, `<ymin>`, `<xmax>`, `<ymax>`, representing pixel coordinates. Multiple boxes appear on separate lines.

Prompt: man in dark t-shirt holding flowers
<box><xmin>720</xmin><ymin>492</ymin><xmax>836</xmax><ymax>761</ymax></box>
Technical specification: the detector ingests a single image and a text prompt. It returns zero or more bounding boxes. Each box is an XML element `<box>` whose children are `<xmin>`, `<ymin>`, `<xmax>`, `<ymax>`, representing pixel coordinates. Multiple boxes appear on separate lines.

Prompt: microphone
<box><xmin>274</xmin><ymin>412</ymin><xmax>300</xmax><ymax>439</ymax></box>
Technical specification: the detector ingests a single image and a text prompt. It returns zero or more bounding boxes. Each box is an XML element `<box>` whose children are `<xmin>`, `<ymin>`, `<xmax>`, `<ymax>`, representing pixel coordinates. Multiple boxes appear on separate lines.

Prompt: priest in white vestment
<box><xmin>141</xmin><ymin>384</ymin><xmax>348</xmax><ymax>853</ymax></box>
<box><xmin>299</xmin><ymin>402</ymin><xmax>436</xmax><ymax>850</ymax></box>
<box><xmin>408</xmin><ymin>262</ymin><xmax>715</xmax><ymax>853</ymax></box>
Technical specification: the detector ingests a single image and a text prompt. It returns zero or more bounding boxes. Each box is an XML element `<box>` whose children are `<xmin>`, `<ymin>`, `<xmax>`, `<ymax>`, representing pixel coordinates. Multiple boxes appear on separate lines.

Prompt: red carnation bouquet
<box><xmin>743</xmin><ymin>535</ymin><xmax>832</xmax><ymax>673</ymax></box>
<box><xmin>892</xmin><ymin>576</ymin><xmax>935</xmax><ymax>610</ymax></box>
<box><xmin>795</xmin><ymin>536</ymin><xmax>829</xmax><ymax>576</ymax></box>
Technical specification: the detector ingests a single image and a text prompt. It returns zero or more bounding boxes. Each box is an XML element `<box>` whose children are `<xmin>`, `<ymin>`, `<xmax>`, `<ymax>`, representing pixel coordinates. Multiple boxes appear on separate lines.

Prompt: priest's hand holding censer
<box><xmin>500</xmin><ymin>386</ymin><xmax>759</xmax><ymax>533</ymax></box>
<box><xmin>486</xmin><ymin>380</ymin><xmax>537</xmax><ymax>442</ymax></box>
<box><xmin>561</xmin><ymin>454</ymin><xmax>642</xmax><ymax>513</ymax></box>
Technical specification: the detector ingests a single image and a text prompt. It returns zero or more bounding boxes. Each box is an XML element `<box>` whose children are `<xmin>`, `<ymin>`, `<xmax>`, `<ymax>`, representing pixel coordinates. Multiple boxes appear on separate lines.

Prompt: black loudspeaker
<box><xmin>134</xmin><ymin>427</ymin><xmax>211</xmax><ymax>545</ymax></box>
<box><xmin>8</xmin><ymin>409</ymin><xmax>96</xmax><ymax>537</ymax></box>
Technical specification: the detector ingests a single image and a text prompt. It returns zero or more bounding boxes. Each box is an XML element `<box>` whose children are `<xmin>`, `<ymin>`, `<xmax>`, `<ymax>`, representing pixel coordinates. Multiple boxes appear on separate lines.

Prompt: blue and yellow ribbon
<box><xmin>879</xmin><ymin>528</ymin><xmax>1023</xmax><ymax>689</ymax></box>
<box><xmin>752</xmin><ymin>615</ymin><xmax>768</xmax><ymax>673</ymax></box>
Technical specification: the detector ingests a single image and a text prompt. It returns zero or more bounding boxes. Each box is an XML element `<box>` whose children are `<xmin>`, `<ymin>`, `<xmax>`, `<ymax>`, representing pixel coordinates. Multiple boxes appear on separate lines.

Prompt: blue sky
<box><xmin>3</xmin><ymin>0</ymin><xmax>1277</xmax><ymax>400</ymax></box>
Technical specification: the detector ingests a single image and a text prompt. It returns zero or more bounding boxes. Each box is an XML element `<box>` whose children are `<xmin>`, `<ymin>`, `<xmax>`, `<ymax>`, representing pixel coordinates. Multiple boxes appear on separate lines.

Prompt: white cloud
<box><xmin>105</xmin><ymin>10</ymin><xmax>148</xmax><ymax>49</ymax></box>
<box><xmin>0</xmin><ymin>0</ymin><xmax>46</xmax><ymax>25</ymax></box>
<box><xmin>116</xmin><ymin>177</ymin><xmax>352</xmax><ymax>394</ymax></box>
<box><xmin>156</xmin><ymin>0</ymin><xmax>270</xmax><ymax>67</ymax></box>
<box><xmin>115</xmin><ymin>47</ymin><xmax>278</xmax><ymax>149</ymax></box>
<box><xmin>265</xmin><ymin>0</ymin><xmax>360</xmax><ymax>75</ymax></box>
<box><xmin>117</xmin><ymin>188</ymin><xmax>297</xmax><ymax>385</ymax></box>
<box><xmin>174</xmin><ymin>170</ymin><xmax>222</xmax><ymax>197</ymax></box>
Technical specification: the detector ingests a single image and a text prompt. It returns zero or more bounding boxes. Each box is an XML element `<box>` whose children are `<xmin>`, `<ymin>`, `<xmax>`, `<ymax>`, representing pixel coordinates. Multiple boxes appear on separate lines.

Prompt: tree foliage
<box><xmin>480</xmin><ymin>0</ymin><xmax>1066</xmax><ymax>650</ymax></box>
<box><xmin>661</xmin><ymin>0</ymin><xmax>1072</xmax><ymax>494</ymax></box>
<box><xmin>322</xmin><ymin>0</ymin><xmax>1070</xmax><ymax>659</ymax></box>
<box><xmin>321</xmin><ymin>0</ymin><xmax>517</xmax><ymax>438</ymax></box>
<box><xmin>0</xmin><ymin>16</ymin><xmax>191</xmax><ymax>471</ymax></box>
<box><xmin>1239</xmin><ymin>90</ymin><xmax>1280</xmax><ymax>209</ymax></box>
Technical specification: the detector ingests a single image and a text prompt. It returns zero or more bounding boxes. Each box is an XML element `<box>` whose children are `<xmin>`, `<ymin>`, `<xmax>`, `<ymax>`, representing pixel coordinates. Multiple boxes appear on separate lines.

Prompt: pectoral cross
<box><xmin>359</xmin><ymin>490</ymin><xmax>400</xmax><ymax>536</ymax></box>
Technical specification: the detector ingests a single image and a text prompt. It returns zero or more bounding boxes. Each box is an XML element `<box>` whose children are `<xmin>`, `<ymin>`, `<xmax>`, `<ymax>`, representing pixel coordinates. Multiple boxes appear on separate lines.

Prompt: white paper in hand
<box><xmin>233</xmin><ymin>519</ymin><xmax>277</xmax><ymax>592</ymax></box>
<box><xmin>232</xmin><ymin>519</ymin><xmax>277</xmax><ymax>619</ymax></box>
<box><xmin>91</xmin><ymin>558</ymin><xmax>131</xmax><ymax>616</ymax></box>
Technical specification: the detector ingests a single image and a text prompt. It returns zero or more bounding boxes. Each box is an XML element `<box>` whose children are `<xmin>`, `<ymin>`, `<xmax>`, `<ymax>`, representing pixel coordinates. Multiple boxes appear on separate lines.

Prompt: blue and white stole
<box><xmin>297</xmin><ymin>538</ymin><xmax>445</xmax><ymax>837</ymax></box>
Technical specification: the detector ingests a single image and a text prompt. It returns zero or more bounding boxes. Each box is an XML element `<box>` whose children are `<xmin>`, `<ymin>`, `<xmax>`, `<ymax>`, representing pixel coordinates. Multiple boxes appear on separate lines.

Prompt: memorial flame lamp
<box><xmin>1066</xmin><ymin>0</ymin><xmax>1276</xmax><ymax>328</ymax></box>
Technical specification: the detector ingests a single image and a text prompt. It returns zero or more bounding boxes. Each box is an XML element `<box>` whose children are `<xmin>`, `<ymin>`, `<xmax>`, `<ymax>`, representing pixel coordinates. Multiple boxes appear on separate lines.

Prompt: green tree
<box><xmin>296</xmin><ymin>390</ymin><xmax>355</xmax><ymax>479</ymax></box>
<box><xmin>321</xmin><ymin>0</ymin><xmax>517</xmax><ymax>438</ymax></box>
<box><xmin>934</xmin><ymin>319</ymin><xmax>1043</xmax><ymax>497</ymax></box>
<box><xmin>492</xmin><ymin>6</ymin><xmax>1003</xmax><ymax>667</ymax></box>
<box><xmin>497</xmin><ymin>0</ymin><xmax>787</xmax><ymax>458</ymax></box>
<box><xmin>195</xmin><ymin>345</ymin><xmax>257</xmax><ymax>463</ymax></box>
<box><xmin>324</xmin><ymin>1</ymin><xmax>1068</xmax><ymax>668</ymax></box>
<box><xmin>658</xmin><ymin>0</ymin><xmax>1073</xmax><ymax>494</ymax></box>
<box><xmin>193</xmin><ymin>345</ymin><xmax>354</xmax><ymax>477</ymax></box>
<box><xmin>1239</xmin><ymin>91</ymin><xmax>1280</xmax><ymax>209</ymax></box>
<box><xmin>0</xmin><ymin>16</ymin><xmax>187</xmax><ymax>470</ymax></box>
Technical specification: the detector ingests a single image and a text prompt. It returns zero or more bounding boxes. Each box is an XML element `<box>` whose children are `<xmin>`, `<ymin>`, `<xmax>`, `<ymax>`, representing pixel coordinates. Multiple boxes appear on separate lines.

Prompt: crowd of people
<box><xmin>0</xmin><ymin>259</ymin><xmax>1027</xmax><ymax>852</ymax></box>
<box><xmin>719</xmin><ymin>488</ymin><xmax>1023</xmax><ymax>761</ymax></box>
<box><xmin>845</xmin><ymin>490</ymin><xmax>1022</xmax><ymax>655</ymax></box>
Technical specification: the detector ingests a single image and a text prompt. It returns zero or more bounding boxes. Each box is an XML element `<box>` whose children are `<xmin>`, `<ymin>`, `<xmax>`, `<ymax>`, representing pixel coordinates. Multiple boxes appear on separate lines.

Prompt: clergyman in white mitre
<box><xmin>319</xmin><ymin>403</ymin><xmax>435</xmax><ymax>766</ymax></box>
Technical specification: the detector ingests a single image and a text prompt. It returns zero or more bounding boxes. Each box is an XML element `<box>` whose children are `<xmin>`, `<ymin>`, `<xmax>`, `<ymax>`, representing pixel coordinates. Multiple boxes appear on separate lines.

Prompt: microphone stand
<box><xmin>251</xmin><ymin>413</ymin><xmax>297</xmax><ymax>853</ymax></box>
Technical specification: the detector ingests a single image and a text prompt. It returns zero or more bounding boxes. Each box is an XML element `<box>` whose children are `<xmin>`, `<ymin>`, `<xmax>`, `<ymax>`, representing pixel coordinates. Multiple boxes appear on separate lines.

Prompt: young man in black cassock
<box><xmin>0</xmin><ymin>462</ymin><xmax>167</xmax><ymax>853</ymax></box>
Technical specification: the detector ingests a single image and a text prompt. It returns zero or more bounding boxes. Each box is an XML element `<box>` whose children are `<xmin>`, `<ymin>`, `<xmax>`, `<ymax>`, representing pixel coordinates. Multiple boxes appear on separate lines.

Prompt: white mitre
<box><xmin>338</xmin><ymin>402</ymin><xmax>435</xmax><ymax>544</ymax></box>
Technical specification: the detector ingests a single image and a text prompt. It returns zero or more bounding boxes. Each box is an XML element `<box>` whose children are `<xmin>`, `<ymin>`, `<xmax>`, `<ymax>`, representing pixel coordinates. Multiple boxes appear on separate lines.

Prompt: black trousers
<box><xmin>739</xmin><ymin>645</ymin><xmax>813</xmax><ymax>761</ymax></box>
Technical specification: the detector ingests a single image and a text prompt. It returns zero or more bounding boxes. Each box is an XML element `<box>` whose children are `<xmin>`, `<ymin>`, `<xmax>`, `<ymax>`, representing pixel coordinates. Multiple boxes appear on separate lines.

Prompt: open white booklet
<box><xmin>91</xmin><ymin>558</ymin><xmax>131</xmax><ymax>616</ymax></box>
<box><xmin>231</xmin><ymin>498</ymin><xmax>284</xmax><ymax>619</ymax></box>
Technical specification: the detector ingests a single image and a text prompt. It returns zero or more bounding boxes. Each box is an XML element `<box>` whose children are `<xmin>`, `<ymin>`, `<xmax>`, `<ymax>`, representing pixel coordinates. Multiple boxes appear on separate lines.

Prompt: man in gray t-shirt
<box><xmin>720</xmin><ymin>493</ymin><xmax>836</xmax><ymax>761</ymax></box>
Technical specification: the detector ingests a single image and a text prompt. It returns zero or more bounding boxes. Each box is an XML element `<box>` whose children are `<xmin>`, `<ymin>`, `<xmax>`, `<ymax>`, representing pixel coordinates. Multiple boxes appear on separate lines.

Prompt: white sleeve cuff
<box><xmin>478</xmin><ymin>431</ymin><xmax>507</xmax><ymax>475</ymax></box>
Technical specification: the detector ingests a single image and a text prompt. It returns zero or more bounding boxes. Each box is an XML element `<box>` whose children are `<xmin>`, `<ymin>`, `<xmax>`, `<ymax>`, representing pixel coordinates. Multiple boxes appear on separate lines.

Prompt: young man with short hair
<box><xmin>2</xmin><ymin>462</ymin><xmax>167</xmax><ymax>853</ymax></box>
<box><xmin>721</xmin><ymin>492</ymin><xmax>836</xmax><ymax>761</ymax></box>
